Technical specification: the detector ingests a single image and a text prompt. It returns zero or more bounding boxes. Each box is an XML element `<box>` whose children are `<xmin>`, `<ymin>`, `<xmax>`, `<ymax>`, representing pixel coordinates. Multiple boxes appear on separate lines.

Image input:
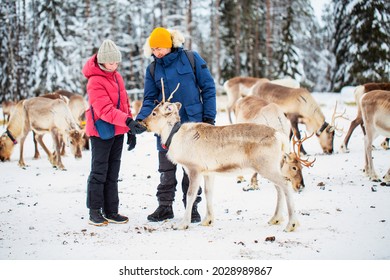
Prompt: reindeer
<box><xmin>360</xmin><ymin>90</ymin><xmax>390</xmax><ymax>183</ymax></box>
<box><xmin>131</xmin><ymin>99</ymin><xmax>143</xmax><ymax>118</ymax></box>
<box><xmin>340</xmin><ymin>83</ymin><xmax>390</xmax><ymax>152</ymax></box>
<box><xmin>142</xmin><ymin>79</ymin><xmax>299</xmax><ymax>231</ymax></box>
<box><xmin>32</xmin><ymin>91</ymin><xmax>88</xmax><ymax>159</ymax></box>
<box><xmin>2</xmin><ymin>100</ymin><xmax>16</xmax><ymax>126</ymax></box>
<box><xmin>234</xmin><ymin>95</ymin><xmax>315</xmax><ymax>192</ymax></box>
<box><xmin>224</xmin><ymin>77</ymin><xmax>269</xmax><ymax>123</ymax></box>
<box><xmin>0</xmin><ymin>97</ymin><xmax>83</xmax><ymax>170</ymax></box>
<box><xmin>223</xmin><ymin>76</ymin><xmax>300</xmax><ymax>123</ymax></box>
<box><xmin>251</xmin><ymin>82</ymin><xmax>344</xmax><ymax>154</ymax></box>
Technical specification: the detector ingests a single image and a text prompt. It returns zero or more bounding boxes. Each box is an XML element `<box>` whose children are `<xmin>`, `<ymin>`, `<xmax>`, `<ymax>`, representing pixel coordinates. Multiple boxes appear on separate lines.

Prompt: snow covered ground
<box><xmin>0</xmin><ymin>92</ymin><xmax>389</xmax><ymax>279</ymax></box>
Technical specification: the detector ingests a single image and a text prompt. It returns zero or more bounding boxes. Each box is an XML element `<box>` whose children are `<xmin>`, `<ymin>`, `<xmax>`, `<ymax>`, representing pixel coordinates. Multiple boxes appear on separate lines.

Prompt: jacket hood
<box><xmin>82</xmin><ymin>54</ymin><xmax>115</xmax><ymax>79</ymax></box>
<box><xmin>143</xmin><ymin>29</ymin><xmax>185</xmax><ymax>58</ymax></box>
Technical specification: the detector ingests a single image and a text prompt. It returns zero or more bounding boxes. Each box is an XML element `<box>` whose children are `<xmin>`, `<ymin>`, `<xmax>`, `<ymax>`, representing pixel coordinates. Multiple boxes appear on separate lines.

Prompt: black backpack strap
<box><xmin>183</xmin><ymin>50</ymin><xmax>196</xmax><ymax>76</ymax></box>
<box><xmin>149</xmin><ymin>61</ymin><xmax>156</xmax><ymax>79</ymax></box>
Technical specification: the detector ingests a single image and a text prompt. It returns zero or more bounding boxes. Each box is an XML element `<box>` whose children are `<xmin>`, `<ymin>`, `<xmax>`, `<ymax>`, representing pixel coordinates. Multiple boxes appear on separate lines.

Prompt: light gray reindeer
<box><xmin>143</xmin><ymin>80</ymin><xmax>299</xmax><ymax>231</ymax></box>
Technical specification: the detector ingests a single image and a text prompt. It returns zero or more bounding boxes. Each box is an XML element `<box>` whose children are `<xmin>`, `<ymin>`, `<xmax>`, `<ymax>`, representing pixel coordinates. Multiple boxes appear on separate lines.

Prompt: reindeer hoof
<box><xmin>174</xmin><ymin>223</ymin><xmax>189</xmax><ymax>230</ymax></box>
<box><xmin>268</xmin><ymin>216</ymin><xmax>284</xmax><ymax>225</ymax></box>
<box><xmin>284</xmin><ymin>221</ymin><xmax>300</xmax><ymax>232</ymax></box>
<box><xmin>201</xmin><ymin>219</ymin><xmax>213</xmax><ymax>227</ymax></box>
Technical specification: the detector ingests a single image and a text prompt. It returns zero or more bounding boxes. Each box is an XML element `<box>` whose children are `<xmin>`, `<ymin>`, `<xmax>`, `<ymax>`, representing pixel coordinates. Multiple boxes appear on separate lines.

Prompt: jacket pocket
<box><xmin>177</xmin><ymin>62</ymin><xmax>193</xmax><ymax>75</ymax></box>
<box><xmin>185</xmin><ymin>102</ymin><xmax>203</xmax><ymax>122</ymax></box>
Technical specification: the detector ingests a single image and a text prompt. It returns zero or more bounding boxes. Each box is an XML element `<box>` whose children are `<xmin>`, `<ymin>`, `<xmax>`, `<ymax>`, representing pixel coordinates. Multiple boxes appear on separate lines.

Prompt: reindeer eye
<box><xmin>152</xmin><ymin>112</ymin><xmax>156</xmax><ymax>116</ymax></box>
<box><xmin>292</xmin><ymin>166</ymin><xmax>297</xmax><ymax>171</ymax></box>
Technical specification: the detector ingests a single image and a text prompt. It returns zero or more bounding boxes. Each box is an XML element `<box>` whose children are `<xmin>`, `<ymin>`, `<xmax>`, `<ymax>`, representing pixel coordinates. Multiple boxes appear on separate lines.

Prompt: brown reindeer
<box><xmin>224</xmin><ymin>77</ymin><xmax>269</xmax><ymax>123</ymax></box>
<box><xmin>234</xmin><ymin>95</ymin><xmax>315</xmax><ymax>192</ymax></box>
<box><xmin>33</xmin><ymin>91</ymin><xmax>88</xmax><ymax>159</ymax></box>
<box><xmin>131</xmin><ymin>99</ymin><xmax>143</xmax><ymax>119</ymax></box>
<box><xmin>143</xmin><ymin>81</ymin><xmax>299</xmax><ymax>231</ymax></box>
<box><xmin>223</xmin><ymin>76</ymin><xmax>300</xmax><ymax>124</ymax></box>
<box><xmin>2</xmin><ymin>100</ymin><xmax>16</xmax><ymax>126</ymax></box>
<box><xmin>340</xmin><ymin>83</ymin><xmax>390</xmax><ymax>152</ymax></box>
<box><xmin>252</xmin><ymin>82</ymin><xmax>341</xmax><ymax>154</ymax></box>
<box><xmin>0</xmin><ymin>97</ymin><xmax>83</xmax><ymax>170</ymax></box>
<box><xmin>360</xmin><ymin>90</ymin><xmax>390</xmax><ymax>183</ymax></box>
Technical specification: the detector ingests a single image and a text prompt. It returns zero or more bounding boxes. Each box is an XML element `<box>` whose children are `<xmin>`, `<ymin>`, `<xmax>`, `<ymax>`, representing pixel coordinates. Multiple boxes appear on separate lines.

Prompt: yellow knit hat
<box><xmin>149</xmin><ymin>27</ymin><xmax>172</xmax><ymax>49</ymax></box>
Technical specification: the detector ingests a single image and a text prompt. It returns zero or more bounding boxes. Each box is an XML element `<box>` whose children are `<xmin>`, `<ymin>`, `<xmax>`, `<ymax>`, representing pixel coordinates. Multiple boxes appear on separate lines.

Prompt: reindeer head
<box><xmin>143</xmin><ymin>78</ymin><xmax>182</xmax><ymax>135</ymax></box>
<box><xmin>281</xmin><ymin>132</ymin><xmax>316</xmax><ymax>192</ymax></box>
<box><xmin>281</xmin><ymin>152</ymin><xmax>305</xmax><ymax>192</ymax></box>
<box><xmin>144</xmin><ymin>102</ymin><xmax>182</xmax><ymax>135</ymax></box>
<box><xmin>318</xmin><ymin>101</ymin><xmax>348</xmax><ymax>154</ymax></box>
<box><xmin>0</xmin><ymin>133</ymin><xmax>14</xmax><ymax>162</ymax></box>
<box><xmin>67</xmin><ymin>129</ymin><xmax>85</xmax><ymax>159</ymax></box>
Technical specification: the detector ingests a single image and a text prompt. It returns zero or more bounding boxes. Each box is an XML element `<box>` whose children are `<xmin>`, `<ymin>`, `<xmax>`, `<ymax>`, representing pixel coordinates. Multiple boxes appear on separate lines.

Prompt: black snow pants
<box><xmin>87</xmin><ymin>135</ymin><xmax>124</xmax><ymax>214</ymax></box>
<box><xmin>157</xmin><ymin>151</ymin><xmax>202</xmax><ymax>207</ymax></box>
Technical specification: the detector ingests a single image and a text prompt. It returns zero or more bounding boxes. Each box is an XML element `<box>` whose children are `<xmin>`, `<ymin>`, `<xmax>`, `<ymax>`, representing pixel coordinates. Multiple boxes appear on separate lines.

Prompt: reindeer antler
<box><xmin>167</xmin><ymin>83</ymin><xmax>180</xmax><ymax>102</ymax></box>
<box><xmin>330</xmin><ymin>101</ymin><xmax>348</xmax><ymax>134</ymax></box>
<box><xmin>160</xmin><ymin>78</ymin><xmax>180</xmax><ymax>103</ymax></box>
<box><xmin>161</xmin><ymin>78</ymin><xmax>166</xmax><ymax>103</ymax></box>
<box><xmin>292</xmin><ymin>132</ymin><xmax>316</xmax><ymax>168</ymax></box>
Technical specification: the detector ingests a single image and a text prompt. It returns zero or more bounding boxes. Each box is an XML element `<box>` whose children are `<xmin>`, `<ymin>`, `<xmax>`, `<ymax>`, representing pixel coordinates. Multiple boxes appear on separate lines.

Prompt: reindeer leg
<box><xmin>268</xmin><ymin>184</ymin><xmax>285</xmax><ymax>226</ymax></box>
<box><xmin>18</xmin><ymin>135</ymin><xmax>28</xmax><ymax>168</ymax></box>
<box><xmin>383</xmin><ymin>168</ymin><xmax>390</xmax><ymax>184</ymax></box>
<box><xmin>280</xmin><ymin>181</ymin><xmax>299</xmax><ymax>232</ymax></box>
<box><xmin>35</xmin><ymin>134</ymin><xmax>55</xmax><ymax>166</ymax></box>
<box><xmin>201</xmin><ymin>174</ymin><xmax>215</xmax><ymax>227</ymax></box>
<box><xmin>51</xmin><ymin>130</ymin><xmax>65</xmax><ymax>170</ymax></box>
<box><xmin>32</xmin><ymin>131</ymin><xmax>41</xmax><ymax>159</ymax></box>
<box><xmin>175</xmin><ymin>170</ymin><xmax>202</xmax><ymax>230</ymax></box>
<box><xmin>363</xmin><ymin>131</ymin><xmax>379</xmax><ymax>181</ymax></box>
<box><xmin>243</xmin><ymin>172</ymin><xmax>259</xmax><ymax>191</ymax></box>
<box><xmin>289</xmin><ymin>119</ymin><xmax>307</xmax><ymax>155</ymax></box>
<box><xmin>340</xmin><ymin>117</ymin><xmax>362</xmax><ymax>152</ymax></box>
<box><xmin>60</xmin><ymin>136</ymin><xmax>66</xmax><ymax>156</ymax></box>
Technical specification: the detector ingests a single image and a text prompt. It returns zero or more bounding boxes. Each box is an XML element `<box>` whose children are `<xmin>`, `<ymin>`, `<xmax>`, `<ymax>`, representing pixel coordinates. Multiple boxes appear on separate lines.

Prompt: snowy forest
<box><xmin>0</xmin><ymin>0</ymin><xmax>389</xmax><ymax>102</ymax></box>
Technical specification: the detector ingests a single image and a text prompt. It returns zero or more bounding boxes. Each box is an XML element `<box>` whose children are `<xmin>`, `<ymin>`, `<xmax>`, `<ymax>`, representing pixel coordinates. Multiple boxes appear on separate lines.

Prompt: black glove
<box><xmin>127</xmin><ymin>132</ymin><xmax>136</xmax><ymax>151</ymax></box>
<box><xmin>203</xmin><ymin>117</ymin><xmax>215</xmax><ymax>125</ymax></box>
<box><xmin>126</xmin><ymin>118</ymin><xmax>147</xmax><ymax>134</ymax></box>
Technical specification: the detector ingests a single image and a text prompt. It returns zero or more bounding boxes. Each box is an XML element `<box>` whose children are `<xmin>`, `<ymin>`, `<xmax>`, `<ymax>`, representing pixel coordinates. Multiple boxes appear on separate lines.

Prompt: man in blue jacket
<box><xmin>136</xmin><ymin>27</ymin><xmax>216</xmax><ymax>222</ymax></box>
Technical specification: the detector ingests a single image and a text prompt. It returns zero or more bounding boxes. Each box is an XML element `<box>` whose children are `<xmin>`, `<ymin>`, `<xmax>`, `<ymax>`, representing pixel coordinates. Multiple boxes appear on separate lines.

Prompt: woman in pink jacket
<box><xmin>82</xmin><ymin>39</ymin><xmax>146</xmax><ymax>226</ymax></box>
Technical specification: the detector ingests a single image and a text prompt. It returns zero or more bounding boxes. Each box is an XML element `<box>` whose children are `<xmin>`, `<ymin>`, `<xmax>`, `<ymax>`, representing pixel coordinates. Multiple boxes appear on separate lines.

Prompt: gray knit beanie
<box><xmin>97</xmin><ymin>39</ymin><xmax>122</xmax><ymax>64</ymax></box>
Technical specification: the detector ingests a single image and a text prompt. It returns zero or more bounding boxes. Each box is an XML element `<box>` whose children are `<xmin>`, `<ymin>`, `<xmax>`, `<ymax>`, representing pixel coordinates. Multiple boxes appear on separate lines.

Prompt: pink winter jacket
<box><xmin>82</xmin><ymin>54</ymin><xmax>133</xmax><ymax>138</ymax></box>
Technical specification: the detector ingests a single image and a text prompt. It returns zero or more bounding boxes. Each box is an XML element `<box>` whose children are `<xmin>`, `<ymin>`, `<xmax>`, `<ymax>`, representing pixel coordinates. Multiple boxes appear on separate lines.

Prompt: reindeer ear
<box><xmin>174</xmin><ymin>102</ymin><xmax>182</xmax><ymax>110</ymax></box>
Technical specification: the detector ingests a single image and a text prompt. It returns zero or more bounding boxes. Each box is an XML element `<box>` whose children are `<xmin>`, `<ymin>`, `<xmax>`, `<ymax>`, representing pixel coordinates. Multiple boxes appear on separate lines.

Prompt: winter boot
<box><xmin>147</xmin><ymin>205</ymin><xmax>174</xmax><ymax>222</ymax></box>
<box><xmin>104</xmin><ymin>213</ymin><xmax>129</xmax><ymax>224</ymax></box>
<box><xmin>89</xmin><ymin>209</ymin><xmax>108</xmax><ymax>226</ymax></box>
<box><xmin>191</xmin><ymin>204</ymin><xmax>201</xmax><ymax>223</ymax></box>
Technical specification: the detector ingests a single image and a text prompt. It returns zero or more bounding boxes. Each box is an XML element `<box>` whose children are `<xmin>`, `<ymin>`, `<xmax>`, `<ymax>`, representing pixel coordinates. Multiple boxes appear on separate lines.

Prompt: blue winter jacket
<box><xmin>137</xmin><ymin>47</ymin><xmax>216</xmax><ymax>151</ymax></box>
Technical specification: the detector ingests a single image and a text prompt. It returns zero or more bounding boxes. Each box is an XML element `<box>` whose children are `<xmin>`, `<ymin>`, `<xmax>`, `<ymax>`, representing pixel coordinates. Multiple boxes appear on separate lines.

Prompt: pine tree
<box><xmin>348</xmin><ymin>0</ymin><xmax>390</xmax><ymax>85</ymax></box>
<box><xmin>327</xmin><ymin>0</ymin><xmax>389</xmax><ymax>91</ymax></box>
